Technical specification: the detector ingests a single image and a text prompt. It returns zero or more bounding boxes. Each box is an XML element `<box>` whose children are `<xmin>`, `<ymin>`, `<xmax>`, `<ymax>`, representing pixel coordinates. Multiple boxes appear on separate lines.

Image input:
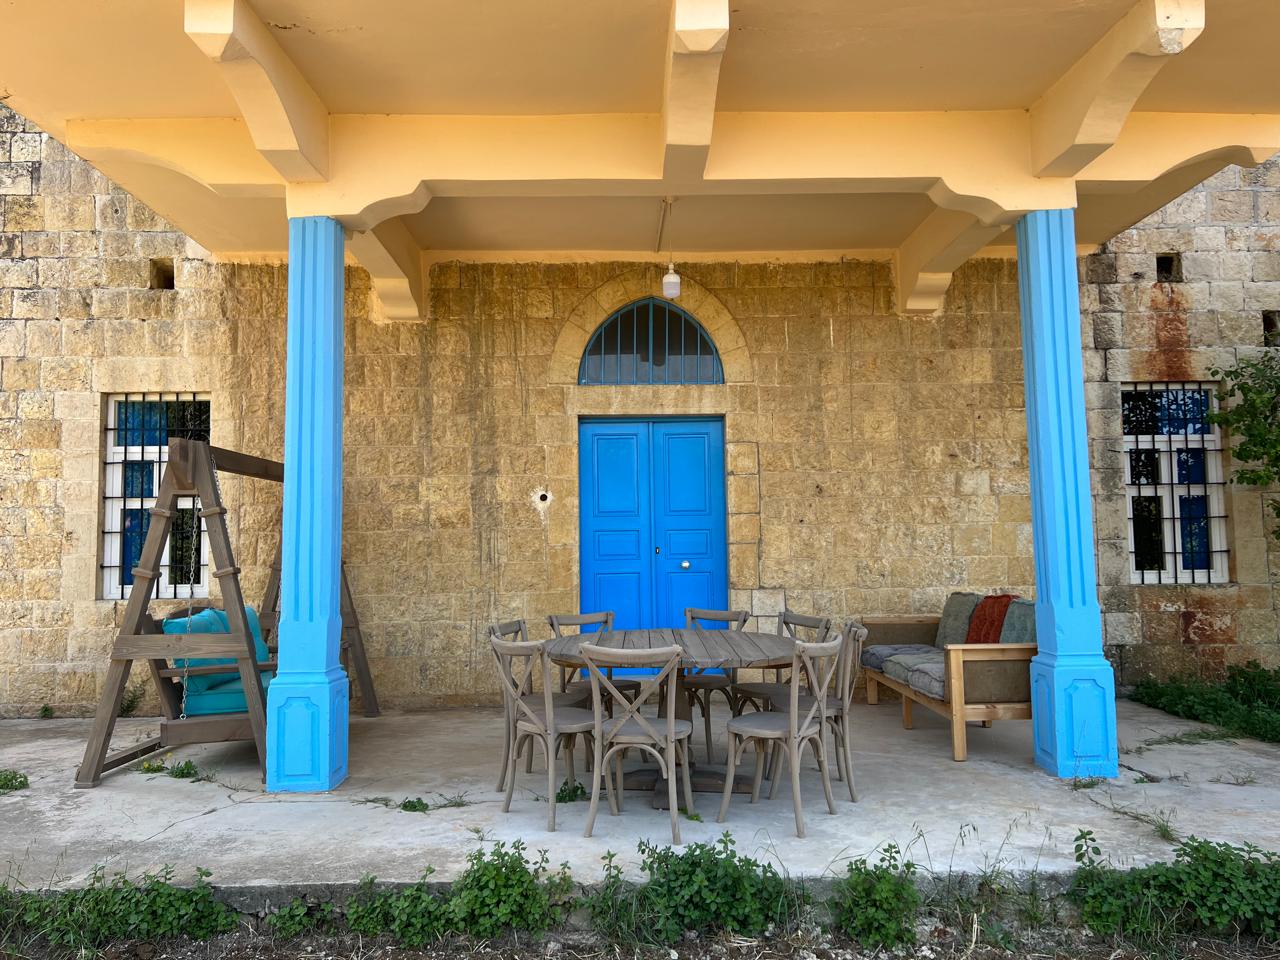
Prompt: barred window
<box><xmin>101</xmin><ymin>393</ymin><xmax>211</xmax><ymax>600</ymax></box>
<box><xmin>579</xmin><ymin>298</ymin><xmax>723</xmax><ymax>385</ymax></box>
<box><xmin>1122</xmin><ymin>382</ymin><xmax>1229</xmax><ymax>585</ymax></box>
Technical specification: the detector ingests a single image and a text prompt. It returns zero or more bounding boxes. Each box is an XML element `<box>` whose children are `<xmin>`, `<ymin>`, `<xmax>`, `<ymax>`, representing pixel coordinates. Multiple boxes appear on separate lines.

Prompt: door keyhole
<box><xmin>655</xmin><ymin>547</ymin><xmax>660</xmax><ymax>554</ymax></box>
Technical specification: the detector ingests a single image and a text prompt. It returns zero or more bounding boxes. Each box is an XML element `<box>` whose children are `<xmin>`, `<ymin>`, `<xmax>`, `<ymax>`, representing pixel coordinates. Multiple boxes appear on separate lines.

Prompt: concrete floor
<box><xmin>2</xmin><ymin>699</ymin><xmax>1279</xmax><ymax>890</ymax></box>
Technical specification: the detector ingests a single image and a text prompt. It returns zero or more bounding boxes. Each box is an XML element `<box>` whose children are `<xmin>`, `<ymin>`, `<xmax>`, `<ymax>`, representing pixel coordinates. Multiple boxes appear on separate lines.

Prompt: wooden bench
<box><xmin>859</xmin><ymin>612</ymin><xmax>1036</xmax><ymax>761</ymax></box>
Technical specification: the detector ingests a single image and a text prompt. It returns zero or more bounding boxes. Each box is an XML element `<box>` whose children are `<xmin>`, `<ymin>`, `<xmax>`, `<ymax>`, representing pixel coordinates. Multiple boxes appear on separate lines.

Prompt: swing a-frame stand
<box><xmin>75</xmin><ymin>439</ymin><xmax>378</xmax><ymax>789</ymax></box>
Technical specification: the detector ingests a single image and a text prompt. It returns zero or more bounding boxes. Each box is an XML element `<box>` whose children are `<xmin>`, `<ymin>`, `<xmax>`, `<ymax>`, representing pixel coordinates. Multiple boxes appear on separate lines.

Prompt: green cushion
<box><xmin>935</xmin><ymin>592</ymin><xmax>981</xmax><ymax>648</ymax></box>
<box><xmin>999</xmin><ymin>599</ymin><xmax>1037</xmax><ymax>644</ymax></box>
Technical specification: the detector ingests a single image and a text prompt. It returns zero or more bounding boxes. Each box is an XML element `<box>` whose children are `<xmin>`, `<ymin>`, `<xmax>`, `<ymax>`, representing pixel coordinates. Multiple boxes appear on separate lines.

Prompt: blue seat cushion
<box><xmin>881</xmin><ymin>651</ymin><xmax>941</xmax><ymax>687</ymax></box>
<box><xmin>183</xmin><ymin>674</ymin><xmax>273</xmax><ymax>716</ymax></box>
<box><xmin>164</xmin><ymin>606</ymin><xmax>270</xmax><ymax>696</ymax></box>
<box><xmin>861</xmin><ymin>644</ymin><xmax>938</xmax><ymax>672</ymax></box>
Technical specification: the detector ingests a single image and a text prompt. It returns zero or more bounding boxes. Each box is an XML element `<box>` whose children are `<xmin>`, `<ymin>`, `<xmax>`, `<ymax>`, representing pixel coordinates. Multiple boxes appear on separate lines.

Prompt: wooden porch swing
<box><xmin>75</xmin><ymin>438</ymin><xmax>378</xmax><ymax>788</ymax></box>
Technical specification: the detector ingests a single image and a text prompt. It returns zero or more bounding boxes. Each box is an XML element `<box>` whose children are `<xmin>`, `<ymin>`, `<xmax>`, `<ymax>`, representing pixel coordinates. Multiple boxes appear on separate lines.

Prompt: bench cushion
<box><xmin>936</xmin><ymin>592</ymin><xmax>981</xmax><ymax>648</ymax></box>
<box><xmin>999</xmin><ymin>598</ymin><xmax>1036</xmax><ymax>644</ymax></box>
<box><xmin>965</xmin><ymin>594</ymin><xmax>1019</xmax><ymax>644</ymax></box>
<box><xmin>881</xmin><ymin>650</ymin><xmax>947</xmax><ymax>701</ymax></box>
<box><xmin>860</xmin><ymin>643</ymin><xmax>937</xmax><ymax>672</ymax></box>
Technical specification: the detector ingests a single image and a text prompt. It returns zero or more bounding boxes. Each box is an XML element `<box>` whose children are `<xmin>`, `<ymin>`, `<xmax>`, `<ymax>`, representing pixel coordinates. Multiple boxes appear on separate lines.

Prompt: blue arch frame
<box><xmin>578</xmin><ymin>297</ymin><xmax>724</xmax><ymax>385</ymax></box>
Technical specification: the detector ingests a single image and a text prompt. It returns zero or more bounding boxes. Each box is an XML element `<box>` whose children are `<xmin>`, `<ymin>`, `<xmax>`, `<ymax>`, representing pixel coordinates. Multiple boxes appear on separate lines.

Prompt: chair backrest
<box><xmin>579</xmin><ymin>643</ymin><xmax>683</xmax><ymax>744</ymax></box>
<box><xmin>684</xmin><ymin>608</ymin><xmax>748</xmax><ymax>630</ymax></box>
<box><xmin>778</xmin><ymin>608</ymin><xmax>831</xmax><ymax>642</ymax></box>
<box><xmin>548</xmin><ymin>611</ymin><xmax>614</xmax><ymax>637</ymax></box>
<box><xmin>492</xmin><ymin>619</ymin><xmax>530</xmax><ymax>643</ymax></box>
<box><xmin>837</xmin><ymin>619</ymin><xmax>868</xmax><ymax>710</ymax></box>
<box><xmin>787</xmin><ymin>633</ymin><xmax>843</xmax><ymax>739</ymax></box>
<box><xmin>489</xmin><ymin>630</ymin><xmax>554</xmax><ymax>734</ymax></box>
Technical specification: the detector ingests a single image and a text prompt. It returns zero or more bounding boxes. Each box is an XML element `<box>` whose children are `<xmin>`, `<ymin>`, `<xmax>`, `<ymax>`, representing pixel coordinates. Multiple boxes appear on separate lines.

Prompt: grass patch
<box><xmin>1133</xmin><ymin>662</ymin><xmax>1280</xmax><ymax>744</ymax></box>
<box><xmin>1070</xmin><ymin>776</ymin><xmax>1104</xmax><ymax>791</ymax></box>
<box><xmin>0</xmin><ymin>770</ymin><xmax>29</xmax><ymax>795</ymax></box>
<box><xmin>358</xmin><ymin>793</ymin><xmax>472</xmax><ymax>813</ymax></box>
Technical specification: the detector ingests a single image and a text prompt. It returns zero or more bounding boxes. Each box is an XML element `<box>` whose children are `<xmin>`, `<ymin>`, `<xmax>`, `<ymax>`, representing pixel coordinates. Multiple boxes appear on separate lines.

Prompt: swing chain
<box><xmin>178</xmin><ymin>449</ymin><xmax>210</xmax><ymax>720</ymax></box>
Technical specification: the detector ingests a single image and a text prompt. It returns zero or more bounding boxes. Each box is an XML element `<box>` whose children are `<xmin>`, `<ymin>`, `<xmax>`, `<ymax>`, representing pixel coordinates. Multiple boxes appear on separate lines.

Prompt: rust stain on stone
<box><xmin>1144</xmin><ymin>283</ymin><xmax>1193</xmax><ymax>381</ymax></box>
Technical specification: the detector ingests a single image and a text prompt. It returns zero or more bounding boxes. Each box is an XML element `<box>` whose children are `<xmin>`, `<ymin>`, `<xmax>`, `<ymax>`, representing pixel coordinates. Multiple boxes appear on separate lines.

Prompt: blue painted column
<box><xmin>266</xmin><ymin>216</ymin><xmax>350</xmax><ymax>791</ymax></box>
<box><xmin>1015</xmin><ymin>208</ymin><xmax>1119</xmax><ymax>779</ymax></box>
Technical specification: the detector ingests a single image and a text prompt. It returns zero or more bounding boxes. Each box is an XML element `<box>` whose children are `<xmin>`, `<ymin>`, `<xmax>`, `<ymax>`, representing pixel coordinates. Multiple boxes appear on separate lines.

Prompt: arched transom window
<box><xmin>578</xmin><ymin>297</ymin><xmax>724</xmax><ymax>385</ymax></box>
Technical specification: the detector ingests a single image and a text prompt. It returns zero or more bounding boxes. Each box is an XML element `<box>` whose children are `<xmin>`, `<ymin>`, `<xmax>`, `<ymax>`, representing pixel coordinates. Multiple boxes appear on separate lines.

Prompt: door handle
<box><xmin>680</xmin><ymin>560</ymin><xmax>690</xmax><ymax>569</ymax></box>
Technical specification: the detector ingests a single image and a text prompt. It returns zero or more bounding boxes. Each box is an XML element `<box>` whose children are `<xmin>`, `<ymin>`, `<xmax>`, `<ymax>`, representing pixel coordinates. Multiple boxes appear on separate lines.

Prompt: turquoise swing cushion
<box><xmin>164</xmin><ymin>606</ymin><xmax>273</xmax><ymax>715</ymax></box>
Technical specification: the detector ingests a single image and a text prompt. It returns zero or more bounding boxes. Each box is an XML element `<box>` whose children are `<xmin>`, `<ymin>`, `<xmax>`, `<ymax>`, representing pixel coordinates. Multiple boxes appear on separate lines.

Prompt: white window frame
<box><xmin>101</xmin><ymin>393</ymin><xmax>211</xmax><ymax>600</ymax></box>
<box><xmin>1122</xmin><ymin>382</ymin><xmax>1229</xmax><ymax>585</ymax></box>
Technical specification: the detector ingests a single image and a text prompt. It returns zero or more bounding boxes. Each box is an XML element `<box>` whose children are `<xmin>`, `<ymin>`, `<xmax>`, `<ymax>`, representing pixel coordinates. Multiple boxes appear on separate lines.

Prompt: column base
<box><xmin>265</xmin><ymin>667</ymin><xmax>350</xmax><ymax>792</ymax></box>
<box><xmin>1030</xmin><ymin>651</ymin><xmax>1119</xmax><ymax>779</ymax></box>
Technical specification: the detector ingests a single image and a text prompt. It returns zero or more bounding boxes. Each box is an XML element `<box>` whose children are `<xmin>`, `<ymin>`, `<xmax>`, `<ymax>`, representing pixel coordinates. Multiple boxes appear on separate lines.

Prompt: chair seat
<box><xmin>684</xmin><ymin>673</ymin><xmax>733</xmax><ymax>691</ymax></box>
<box><xmin>565</xmin><ymin>678</ymin><xmax>642</xmax><ymax>700</ymax></box>
<box><xmin>515</xmin><ymin>704</ymin><xmax>596</xmax><ymax>734</ymax></box>
<box><xmin>534</xmin><ymin>688</ymin><xmax>591</xmax><ymax>709</ymax></box>
<box><xmin>768</xmin><ymin>691</ymin><xmax>843</xmax><ymax>716</ymax></box>
<box><xmin>732</xmin><ymin>680</ymin><xmax>789</xmax><ymax>702</ymax></box>
<box><xmin>726</xmin><ymin>710</ymin><xmax>819</xmax><ymax>740</ymax></box>
<box><xmin>604</xmin><ymin>717</ymin><xmax>693</xmax><ymax>743</ymax></box>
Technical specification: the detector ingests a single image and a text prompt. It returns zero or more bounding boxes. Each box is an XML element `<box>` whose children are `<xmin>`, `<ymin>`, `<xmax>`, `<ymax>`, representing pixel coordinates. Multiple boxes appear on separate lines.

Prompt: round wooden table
<box><xmin>545</xmin><ymin>627</ymin><xmax>795</xmax><ymax>718</ymax></box>
<box><xmin>545</xmin><ymin>627</ymin><xmax>797</xmax><ymax>804</ymax></box>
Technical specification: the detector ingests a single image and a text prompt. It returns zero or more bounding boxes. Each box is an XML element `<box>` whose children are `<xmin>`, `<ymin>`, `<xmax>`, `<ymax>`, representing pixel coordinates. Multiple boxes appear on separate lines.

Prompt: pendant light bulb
<box><xmin>662</xmin><ymin>262</ymin><xmax>681</xmax><ymax>298</ymax></box>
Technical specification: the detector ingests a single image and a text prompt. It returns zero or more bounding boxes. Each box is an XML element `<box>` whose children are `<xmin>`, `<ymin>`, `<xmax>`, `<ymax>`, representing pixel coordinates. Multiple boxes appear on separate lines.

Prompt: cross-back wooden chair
<box><xmin>768</xmin><ymin>618</ymin><xmax>866</xmax><ymax>802</ymax></box>
<box><xmin>548</xmin><ymin>612</ymin><xmax>641</xmax><ymax>707</ymax></box>
<box><xmin>682</xmin><ymin>607</ymin><xmax>748</xmax><ymax>763</ymax></box>
<box><xmin>491</xmin><ymin>629</ymin><xmax>595</xmax><ymax>831</ymax></box>
<box><xmin>719</xmin><ymin>632</ymin><xmax>843</xmax><ymax>838</ymax></box>
<box><xmin>580</xmin><ymin>643</ymin><xmax>696</xmax><ymax>845</ymax></box>
<box><xmin>731</xmin><ymin>609</ymin><xmax>831</xmax><ymax>715</ymax></box>
<box><xmin>493</xmin><ymin>619</ymin><xmax>591</xmax><ymax>792</ymax></box>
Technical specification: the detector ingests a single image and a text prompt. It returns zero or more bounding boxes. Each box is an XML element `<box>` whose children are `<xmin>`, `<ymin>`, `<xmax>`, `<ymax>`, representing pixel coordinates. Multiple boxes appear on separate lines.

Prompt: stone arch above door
<box><xmin>548</xmin><ymin>266</ymin><xmax>751</xmax><ymax>385</ymax></box>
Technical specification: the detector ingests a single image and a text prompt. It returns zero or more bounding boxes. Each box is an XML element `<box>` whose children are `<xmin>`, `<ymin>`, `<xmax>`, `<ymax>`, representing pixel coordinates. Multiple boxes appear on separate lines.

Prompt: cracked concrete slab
<box><xmin>2</xmin><ymin>700</ymin><xmax>1277</xmax><ymax>891</ymax></box>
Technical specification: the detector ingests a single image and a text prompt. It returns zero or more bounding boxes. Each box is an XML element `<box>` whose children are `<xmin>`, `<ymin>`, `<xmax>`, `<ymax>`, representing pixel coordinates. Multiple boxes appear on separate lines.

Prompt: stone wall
<box><xmin>0</xmin><ymin>100</ymin><xmax>1276</xmax><ymax>715</ymax></box>
<box><xmin>1082</xmin><ymin>160</ymin><xmax>1280</xmax><ymax>682</ymax></box>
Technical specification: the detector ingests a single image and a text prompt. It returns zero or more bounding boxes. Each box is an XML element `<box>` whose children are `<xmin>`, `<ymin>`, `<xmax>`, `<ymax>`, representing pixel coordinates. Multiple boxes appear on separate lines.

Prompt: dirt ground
<box><xmin>18</xmin><ymin>927</ymin><xmax>1270</xmax><ymax>960</ymax></box>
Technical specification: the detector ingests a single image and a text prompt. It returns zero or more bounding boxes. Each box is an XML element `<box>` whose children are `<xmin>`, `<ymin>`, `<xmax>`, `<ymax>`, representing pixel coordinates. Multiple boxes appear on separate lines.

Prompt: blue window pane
<box><xmin>115</xmin><ymin>399</ymin><xmax>211</xmax><ymax>446</ymax></box>
<box><xmin>121</xmin><ymin>507</ymin><xmax>150</xmax><ymax>586</ymax></box>
<box><xmin>123</xmin><ymin>461</ymin><xmax>154</xmax><ymax>498</ymax></box>
<box><xmin>1159</xmin><ymin>390</ymin><xmax>1211</xmax><ymax>435</ymax></box>
<box><xmin>1176</xmin><ymin>449</ymin><xmax>1206</xmax><ymax>484</ymax></box>
<box><xmin>1179</xmin><ymin>495</ymin><xmax>1210</xmax><ymax>570</ymax></box>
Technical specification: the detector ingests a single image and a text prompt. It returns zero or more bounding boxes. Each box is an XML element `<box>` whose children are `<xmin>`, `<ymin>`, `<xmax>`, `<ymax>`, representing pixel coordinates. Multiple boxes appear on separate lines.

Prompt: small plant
<box><xmin>587</xmin><ymin>834</ymin><xmax>808</xmax><ymax>945</ymax></box>
<box><xmin>831</xmin><ymin>843</ymin><xmax>921</xmax><ymax>949</ymax></box>
<box><xmin>1210</xmin><ymin>353</ymin><xmax>1280</xmax><ymax>542</ymax></box>
<box><xmin>1210</xmin><ymin>769</ymin><xmax>1258</xmax><ymax>786</ymax></box>
<box><xmin>449</xmin><ymin>841</ymin><xmax>571</xmax><ymax>940</ymax></box>
<box><xmin>167</xmin><ymin>759</ymin><xmax>199</xmax><ymax>779</ymax></box>
<box><xmin>266</xmin><ymin>898</ymin><xmax>334</xmax><ymax>938</ymax></box>
<box><xmin>553</xmin><ymin>779</ymin><xmax>587</xmax><ymax>803</ymax></box>
<box><xmin>433</xmin><ymin>791</ymin><xmax>471</xmax><ymax>809</ymax></box>
<box><xmin>1070</xmin><ymin>776</ymin><xmax>1104</xmax><ymax>791</ymax></box>
<box><xmin>398</xmin><ymin>797</ymin><xmax>430</xmax><ymax>813</ymax></box>
<box><xmin>119</xmin><ymin>683</ymin><xmax>146</xmax><ymax>718</ymax></box>
<box><xmin>37</xmin><ymin>705</ymin><xmax>53</xmax><ymax>720</ymax></box>
<box><xmin>342</xmin><ymin>872</ymin><xmax>452</xmax><ymax>946</ymax></box>
<box><xmin>1070</xmin><ymin>831</ymin><xmax>1280</xmax><ymax>942</ymax></box>
<box><xmin>5</xmin><ymin>866</ymin><xmax>233</xmax><ymax>948</ymax></box>
<box><xmin>0</xmin><ymin>769</ymin><xmax>29</xmax><ymax>794</ymax></box>
<box><xmin>683</xmin><ymin>809</ymin><xmax>703</xmax><ymax>822</ymax></box>
<box><xmin>139</xmin><ymin>757</ymin><xmax>167</xmax><ymax>774</ymax></box>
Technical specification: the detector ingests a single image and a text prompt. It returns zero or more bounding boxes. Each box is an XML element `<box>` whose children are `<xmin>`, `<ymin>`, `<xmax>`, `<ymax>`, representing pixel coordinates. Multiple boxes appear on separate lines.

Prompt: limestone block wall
<box><xmin>1081</xmin><ymin>159</ymin><xmax>1280</xmax><ymax>683</ymax></box>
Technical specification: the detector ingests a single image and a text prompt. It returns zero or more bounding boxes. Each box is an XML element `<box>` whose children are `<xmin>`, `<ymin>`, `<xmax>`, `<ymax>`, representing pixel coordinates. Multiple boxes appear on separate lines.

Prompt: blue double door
<box><xmin>579</xmin><ymin>418</ymin><xmax>728</xmax><ymax>629</ymax></box>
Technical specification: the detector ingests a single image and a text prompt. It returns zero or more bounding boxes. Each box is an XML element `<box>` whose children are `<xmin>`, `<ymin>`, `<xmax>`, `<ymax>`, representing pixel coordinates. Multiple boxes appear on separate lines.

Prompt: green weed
<box><xmin>0</xmin><ymin>769</ymin><xmax>29</xmax><ymax>795</ymax></box>
<box><xmin>830</xmin><ymin>842</ymin><xmax>921</xmax><ymax>949</ymax></box>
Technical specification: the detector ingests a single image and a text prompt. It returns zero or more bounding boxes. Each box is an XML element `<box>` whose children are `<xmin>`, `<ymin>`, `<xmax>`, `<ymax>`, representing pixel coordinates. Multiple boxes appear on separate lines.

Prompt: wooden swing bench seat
<box><xmin>75</xmin><ymin>439</ymin><xmax>379</xmax><ymax>789</ymax></box>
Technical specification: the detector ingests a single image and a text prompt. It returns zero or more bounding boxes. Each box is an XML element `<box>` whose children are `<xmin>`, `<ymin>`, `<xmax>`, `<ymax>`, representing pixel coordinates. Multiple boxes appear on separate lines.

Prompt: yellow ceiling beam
<box><xmin>662</xmin><ymin>0</ymin><xmax>730</xmax><ymax>182</ymax></box>
<box><xmin>184</xmin><ymin>0</ymin><xmax>330</xmax><ymax>182</ymax></box>
<box><xmin>894</xmin><ymin>209</ymin><xmax>1009</xmax><ymax>314</ymax></box>
<box><xmin>1030</xmin><ymin>0</ymin><xmax>1204</xmax><ymax>178</ymax></box>
<box><xmin>346</xmin><ymin>216</ymin><xmax>426</xmax><ymax>321</ymax></box>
